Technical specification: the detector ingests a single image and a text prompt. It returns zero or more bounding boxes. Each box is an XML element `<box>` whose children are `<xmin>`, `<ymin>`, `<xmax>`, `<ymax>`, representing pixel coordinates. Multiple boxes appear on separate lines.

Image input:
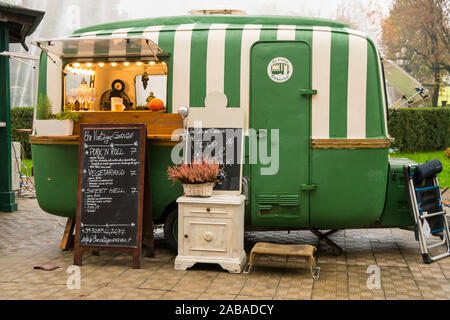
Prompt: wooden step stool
<box><xmin>243</xmin><ymin>242</ymin><xmax>320</xmax><ymax>280</ymax></box>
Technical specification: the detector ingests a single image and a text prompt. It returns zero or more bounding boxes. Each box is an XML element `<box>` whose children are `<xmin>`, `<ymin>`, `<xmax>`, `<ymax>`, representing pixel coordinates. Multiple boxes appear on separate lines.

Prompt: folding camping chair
<box><xmin>404</xmin><ymin>159</ymin><xmax>450</xmax><ymax>264</ymax></box>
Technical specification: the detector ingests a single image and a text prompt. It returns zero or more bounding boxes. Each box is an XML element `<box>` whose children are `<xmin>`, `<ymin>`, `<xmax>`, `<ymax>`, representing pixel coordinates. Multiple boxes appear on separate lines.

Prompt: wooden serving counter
<box><xmin>30</xmin><ymin>111</ymin><xmax>184</xmax><ymax>146</ymax></box>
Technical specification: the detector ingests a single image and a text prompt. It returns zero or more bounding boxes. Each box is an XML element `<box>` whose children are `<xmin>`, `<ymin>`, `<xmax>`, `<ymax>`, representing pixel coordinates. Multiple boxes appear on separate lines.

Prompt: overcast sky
<box><xmin>117</xmin><ymin>0</ymin><xmax>393</xmax><ymax>21</ymax></box>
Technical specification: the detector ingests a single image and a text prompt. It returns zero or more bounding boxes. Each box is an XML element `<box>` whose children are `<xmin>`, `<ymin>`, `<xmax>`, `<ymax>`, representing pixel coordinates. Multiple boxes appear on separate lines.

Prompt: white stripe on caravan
<box><xmin>109</xmin><ymin>28</ymin><xmax>134</xmax><ymax>60</ymax></box>
<box><xmin>376</xmin><ymin>45</ymin><xmax>389</xmax><ymax>137</ymax></box>
<box><xmin>206</xmin><ymin>24</ymin><xmax>228</xmax><ymax>96</ymax></box>
<box><xmin>346</xmin><ymin>32</ymin><xmax>367</xmax><ymax>139</ymax></box>
<box><xmin>141</xmin><ymin>25</ymin><xmax>163</xmax><ymax>56</ymax></box>
<box><xmin>46</xmin><ymin>54</ymin><xmax>62</xmax><ymax>114</ymax></box>
<box><xmin>111</xmin><ymin>28</ymin><xmax>133</xmax><ymax>36</ymax></box>
<box><xmin>345</xmin><ymin>28</ymin><xmax>367</xmax><ymax>38</ymax></box>
<box><xmin>240</xmin><ymin>24</ymin><xmax>261</xmax><ymax>132</ymax></box>
<box><xmin>277</xmin><ymin>25</ymin><xmax>296</xmax><ymax>40</ymax></box>
<box><xmin>142</xmin><ymin>25</ymin><xmax>163</xmax><ymax>44</ymax></box>
<box><xmin>311</xmin><ymin>26</ymin><xmax>331</xmax><ymax>139</ymax></box>
<box><xmin>172</xmin><ymin>24</ymin><xmax>195</xmax><ymax>113</ymax></box>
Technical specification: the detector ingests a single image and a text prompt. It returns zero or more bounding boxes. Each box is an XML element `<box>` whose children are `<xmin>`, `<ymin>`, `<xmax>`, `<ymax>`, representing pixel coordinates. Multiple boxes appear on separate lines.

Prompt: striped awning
<box><xmin>32</xmin><ymin>36</ymin><xmax>166</xmax><ymax>60</ymax></box>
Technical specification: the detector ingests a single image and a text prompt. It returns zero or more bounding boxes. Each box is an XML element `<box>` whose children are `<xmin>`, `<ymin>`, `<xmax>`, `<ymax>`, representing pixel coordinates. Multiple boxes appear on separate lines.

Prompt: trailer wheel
<box><xmin>163</xmin><ymin>206</ymin><xmax>178</xmax><ymax>252</ymax></box>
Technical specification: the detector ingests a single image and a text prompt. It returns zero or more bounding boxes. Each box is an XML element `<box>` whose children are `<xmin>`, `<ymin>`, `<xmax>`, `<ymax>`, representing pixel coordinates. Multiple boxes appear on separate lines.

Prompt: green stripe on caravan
<box><xmin>189</xmin><ymin>24</ymin><xmax>210</xmax><ymax>107</ymax></box>
<box><xmin>366</xmin><ymin>37</ymin><xmax>386</xmax><ymax>138</ymax></box>
<box><xmin>158</xmin><ymin>25</ymin><xmax>177</xmax><ymax>113</ymax></box>
<box><xmin>329</xmin><ymin>31</ymin><xmax>349</xmax><ymax>138</ymax></box>
<box><xmin>224</xmin><ymin>25</ymin><xmax>244</xmax><ymax>108</ymax></box>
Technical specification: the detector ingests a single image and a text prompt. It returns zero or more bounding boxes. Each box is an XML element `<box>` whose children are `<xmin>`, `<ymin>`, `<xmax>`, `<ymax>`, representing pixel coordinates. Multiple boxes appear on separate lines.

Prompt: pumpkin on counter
<box><xmin>147</xmin><ymin>98</ymin><xmax>165</xmax><ymax>111</ymax></box>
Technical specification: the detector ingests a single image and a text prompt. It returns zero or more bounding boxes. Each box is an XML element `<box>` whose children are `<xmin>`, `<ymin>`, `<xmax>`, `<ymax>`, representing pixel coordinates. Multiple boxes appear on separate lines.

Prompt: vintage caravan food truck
<box><xmin>31</xmin><ymin>12</ymin><xmax>431</xmax><ymax>255</ymax></box>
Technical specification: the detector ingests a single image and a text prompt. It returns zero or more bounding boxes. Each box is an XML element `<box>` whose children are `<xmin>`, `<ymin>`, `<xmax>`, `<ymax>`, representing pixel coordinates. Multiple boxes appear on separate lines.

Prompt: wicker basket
<box><xmin>182</xmin><ymin>182</ymin><xmax>215</xmax><ymax>197</ymax></box>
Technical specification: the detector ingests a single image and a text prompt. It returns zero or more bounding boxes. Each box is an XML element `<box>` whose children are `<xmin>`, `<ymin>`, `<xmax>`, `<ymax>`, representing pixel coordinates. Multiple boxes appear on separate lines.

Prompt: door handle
<box><xmin>299</xmin><ymin>89</ymin><xmax>317</xmax><ymax>96</ymax></box>
<box><xmin>300</xmin><ymin>184</ymin><xmax>317</xmax><ymax>191</ymax></box>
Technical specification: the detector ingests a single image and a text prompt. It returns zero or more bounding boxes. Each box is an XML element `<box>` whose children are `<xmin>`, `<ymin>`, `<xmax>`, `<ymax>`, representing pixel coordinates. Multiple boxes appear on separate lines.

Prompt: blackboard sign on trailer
<box><xmin>187</xmin><ymin>127</ymin><xmax>243</xmax><ymax>191</ymax></box>
<box><xmin>74</xmin><ymin>124</ymin><xmax>146</xmax><ymax>269</ymax></box>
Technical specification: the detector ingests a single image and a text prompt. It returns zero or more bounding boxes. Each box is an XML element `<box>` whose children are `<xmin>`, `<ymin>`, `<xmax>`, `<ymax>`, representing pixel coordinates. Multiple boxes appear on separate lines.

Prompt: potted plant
<box><xmin>33</xmin><ymin>95</ymin><xmax>82</xmax><ymax>136</ymax></box>
<box><xmin>167</xmin><ymin>159</ymin><xmax>222</xmax><ymax>197</ymax></box>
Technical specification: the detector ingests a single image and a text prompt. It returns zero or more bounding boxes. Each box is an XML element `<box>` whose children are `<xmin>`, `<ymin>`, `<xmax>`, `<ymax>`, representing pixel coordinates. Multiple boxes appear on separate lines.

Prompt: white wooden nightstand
<box><xmin>174</xmin><ymin>194</ymin><xmax>246</xmax><ymax>273</ymax></box>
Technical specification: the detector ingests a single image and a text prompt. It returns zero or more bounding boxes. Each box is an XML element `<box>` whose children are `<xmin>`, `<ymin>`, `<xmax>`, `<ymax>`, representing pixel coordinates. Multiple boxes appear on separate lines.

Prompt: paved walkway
<box><xmin>1</xmin><ymin>197</ymin><xmax>449</xmax><ymax>300</ymax></box>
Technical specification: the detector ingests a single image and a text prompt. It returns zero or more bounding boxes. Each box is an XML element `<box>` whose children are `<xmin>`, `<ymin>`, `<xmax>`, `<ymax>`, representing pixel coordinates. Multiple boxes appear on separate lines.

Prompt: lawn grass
<box><xmin>21</xmin><ymin>159</ymin><xmax>33</xmax><ymax>176</ymax></box>
<box><xmin>390</xmin><ymin>150</ymin><xmax>449</xmax><ymax>187</ymax></box>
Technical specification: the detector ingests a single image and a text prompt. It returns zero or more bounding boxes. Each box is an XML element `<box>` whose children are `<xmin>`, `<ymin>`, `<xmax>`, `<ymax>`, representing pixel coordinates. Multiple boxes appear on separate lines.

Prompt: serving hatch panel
<box><xmin>33</xmin><ymin>36</ymin><xmax>166</xmax><ymax>59</ymax></box>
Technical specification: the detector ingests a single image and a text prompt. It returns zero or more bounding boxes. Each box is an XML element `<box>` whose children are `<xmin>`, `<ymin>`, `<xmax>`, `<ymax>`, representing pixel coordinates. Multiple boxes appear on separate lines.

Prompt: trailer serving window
<box><xmin>63</xmin><ymin>61</ymin><xmax>167</xmax><ymax>111</ymax></box>
<box><xmin>33</xmin><ymin>36</ymin><xmax>168</xmax><ymax>112</ymax></box>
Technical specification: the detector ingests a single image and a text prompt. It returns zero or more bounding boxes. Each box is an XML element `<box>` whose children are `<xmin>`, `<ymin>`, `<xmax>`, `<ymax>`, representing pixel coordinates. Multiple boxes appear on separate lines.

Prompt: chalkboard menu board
<box><xmin>74</xmin><ymin>124</ymin><xmax>146</xmax><ymax>268</ymax></box>
<box><xmin>187</xmin><ymin>127</ymin><xmax>243</xmax><ymax>191</ymax></box>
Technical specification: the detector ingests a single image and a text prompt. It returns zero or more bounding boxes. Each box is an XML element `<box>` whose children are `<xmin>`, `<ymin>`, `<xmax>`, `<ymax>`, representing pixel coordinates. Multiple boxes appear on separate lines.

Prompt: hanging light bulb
<box><xmin>111</xmin><ymin>62</ymin><xmax>117</xmax><ymax>67</ymax></box>
<box><xmin>149</xmin><ymin>61</ymin><xmax>155</xmax><ymax>66</ymax></box>
<box><xmin>98</xmin><ymin>62</ymin><xmax>105</xmax><ymax>67</ymax></box>
<box><xmin>86</xmin><ymin>63</ymin><xmax>92</xmax><ymax>67</ymax></box>
<box><xmin>136</xmin><ymin>61</ymin><xmax>143</xmax><ymax>66</ymax></box>
<box><xmin>123</xmin><ymin>62</ymin><xmax>130</xmax><ymax>67</ymax></box>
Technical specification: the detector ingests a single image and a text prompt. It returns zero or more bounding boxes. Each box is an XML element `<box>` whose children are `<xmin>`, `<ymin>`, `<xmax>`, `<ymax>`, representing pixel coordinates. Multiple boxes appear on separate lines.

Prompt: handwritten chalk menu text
<box><xmin>187</xmin><ymin>128</ymin><xmax>243</xmax><ymax>191</ymax></box>
<box><xmin>76</xmin><ymin>125</ymin><xmax>146</xmax><ymax>252</ymax></box>
<box><xmin>80</xmin><ymin>128</ymin><xmax>141</xmax><ymax>247</ymax></box>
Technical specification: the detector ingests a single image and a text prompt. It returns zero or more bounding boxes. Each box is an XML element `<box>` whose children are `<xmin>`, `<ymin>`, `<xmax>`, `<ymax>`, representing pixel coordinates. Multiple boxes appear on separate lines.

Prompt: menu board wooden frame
<box><xmin>74</xmin><ymin>123</ymin><xmax>146</xmax><ymax>269</ymax></box>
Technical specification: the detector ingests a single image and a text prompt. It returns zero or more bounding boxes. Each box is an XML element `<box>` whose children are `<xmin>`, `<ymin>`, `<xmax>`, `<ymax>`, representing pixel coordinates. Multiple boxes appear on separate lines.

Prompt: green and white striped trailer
<box><xmin>31</xmin><ymin>14</ymin><xmax>415</xmax><ymax>250</ymax></box>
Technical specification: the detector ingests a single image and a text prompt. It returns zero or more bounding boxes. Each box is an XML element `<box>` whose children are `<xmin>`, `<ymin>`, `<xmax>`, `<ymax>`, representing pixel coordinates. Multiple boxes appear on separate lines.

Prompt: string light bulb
<box><xmin>111</xmin><ymin>62</ymin><xmax>117</xmax><ymax>67</ymax></box>
<box><xmin>149</xmin><ymin>61</ymin><xmax>155</xmax><ymax>65</ymax></box>
<box><xmin>136</xmin><ymin>62</ymin><xmax>143</xmax><ymax>66</ymax></box>
<box><xmin>123</xmin><ymin>62</ymin><xmax>130</xmax><ymax>66</ymax></box>
<box><xmin>98</xmin><ymin>62</ymin><xmax>105</xmax><ymax>67</ymax></box>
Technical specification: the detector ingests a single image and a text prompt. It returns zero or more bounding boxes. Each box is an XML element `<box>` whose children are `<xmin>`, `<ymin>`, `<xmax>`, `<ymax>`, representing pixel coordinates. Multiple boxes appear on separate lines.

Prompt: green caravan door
<box><xmin>250</xmin><ymin>41</ymin><xmax>311</xmax><ymax>228</ymax></box>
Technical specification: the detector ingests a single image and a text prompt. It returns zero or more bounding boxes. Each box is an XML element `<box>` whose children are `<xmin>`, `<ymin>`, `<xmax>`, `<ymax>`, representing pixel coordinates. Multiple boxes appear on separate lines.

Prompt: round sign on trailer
<box><xmin>267</xmin><ymin>57</ymin><xmax>293</xmax><ymax>83</ymax></box>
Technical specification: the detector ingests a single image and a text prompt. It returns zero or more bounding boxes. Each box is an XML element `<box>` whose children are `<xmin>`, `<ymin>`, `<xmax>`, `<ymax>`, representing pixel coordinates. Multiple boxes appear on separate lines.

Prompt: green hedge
<box><xmin>10</xmin><ymin>107</ymin><xmax>34</xmax><ymax>159</ymax></box>
<box><xmin>388</xmin><ymin>107</ymin><xmax>450</xmax><ymax>152</ymax></box>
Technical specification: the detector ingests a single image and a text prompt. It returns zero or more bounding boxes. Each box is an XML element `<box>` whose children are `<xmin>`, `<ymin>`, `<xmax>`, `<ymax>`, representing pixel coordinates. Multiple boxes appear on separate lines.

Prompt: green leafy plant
<box><xmin>11</xmin><ymin>106</ymin><xmax>34</xmax><ymax>158</ymax></box>
<box><xmin>36</xmin><ymin>94</ymin><xmax>52</xmax><ymax>120</ymax></box>
<box><xmin>53</xmin><ymin>107</ymin><xmax>82</xmax><ymax>122</ymax></box>
<box><xmin>167</xmin><ymin>159</ymin><xmax>222</xmax><ymax>185</ymax></box>
<box><xmin>36</xmin><ymin>96</ymin><xmax>82</xmax><ymax>122</ymax></box>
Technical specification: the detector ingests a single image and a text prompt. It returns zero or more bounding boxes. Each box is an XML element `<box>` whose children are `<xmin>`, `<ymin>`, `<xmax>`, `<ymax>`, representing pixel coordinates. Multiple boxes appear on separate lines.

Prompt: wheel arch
<box><xmin>157</xmin><ymin>200</ymin><xmax>178</xmax><ymax>224</ymax></box>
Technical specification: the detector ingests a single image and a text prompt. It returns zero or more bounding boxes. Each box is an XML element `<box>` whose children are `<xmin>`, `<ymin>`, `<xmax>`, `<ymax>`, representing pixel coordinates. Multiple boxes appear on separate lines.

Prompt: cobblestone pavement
<box><xmin>1</xmin><ymin>197</ymin><xmax>450</xmax><ymax>300</ymax></box>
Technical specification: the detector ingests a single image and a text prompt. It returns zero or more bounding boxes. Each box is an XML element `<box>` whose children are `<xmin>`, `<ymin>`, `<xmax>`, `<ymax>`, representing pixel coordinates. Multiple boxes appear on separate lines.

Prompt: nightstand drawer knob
<box><xmin>206</xmin><ymin>208</ymin><xmax>211</xmax><ymax>212</ymax></box>
<box><xmin>184</xmin><ymin>234</ymin><xmax>189</xmax><ymax>238</ymax></box>
<box><xmin>203</xmin><ymin>232</ymin><xmax>214</xmax><ymax>242</ymax></box>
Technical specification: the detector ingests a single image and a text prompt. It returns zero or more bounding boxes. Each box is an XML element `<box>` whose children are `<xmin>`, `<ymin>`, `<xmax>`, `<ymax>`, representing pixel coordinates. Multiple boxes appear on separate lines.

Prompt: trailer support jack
<box><xmin>309</xmin><ymin>228</ymin><xmax>343</xmax><ymax>256</ymax></box>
